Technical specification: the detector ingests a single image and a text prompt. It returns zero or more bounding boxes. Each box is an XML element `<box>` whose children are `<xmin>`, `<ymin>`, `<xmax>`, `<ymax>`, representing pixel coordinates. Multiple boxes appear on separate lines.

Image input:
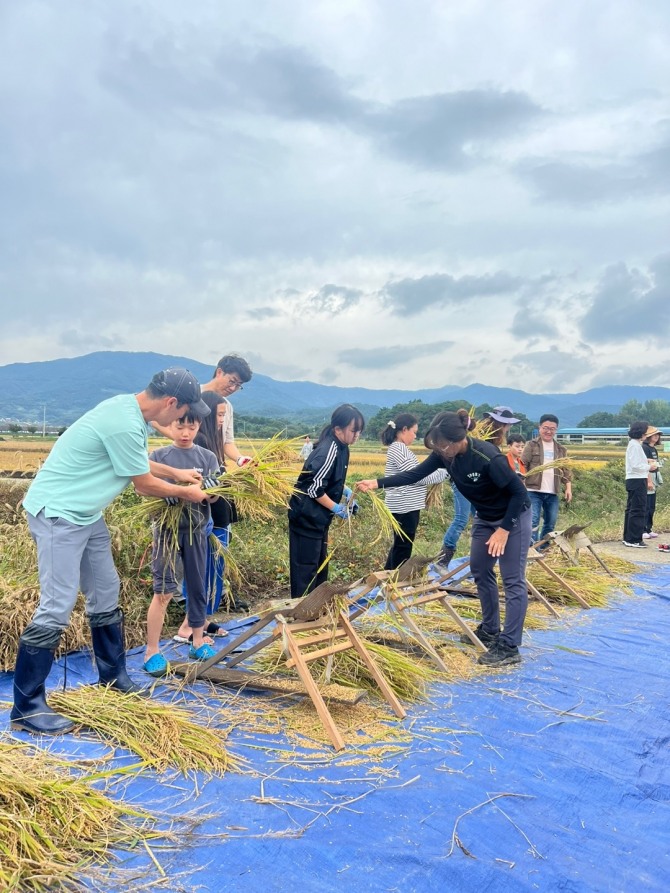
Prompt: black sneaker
<box><xmin>477</xmin><ymin>641</ymin><xmax>521</xmax><ymax>667</ymax></box>
<box><xmin>460</xmin><ymin>624</ymin><xmax>498</xmax><ymax>646</ymax></box>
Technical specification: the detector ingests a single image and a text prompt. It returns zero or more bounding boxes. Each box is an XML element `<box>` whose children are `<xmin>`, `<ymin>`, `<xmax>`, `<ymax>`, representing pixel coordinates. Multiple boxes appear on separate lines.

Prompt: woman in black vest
<box><xmin>357</xmin><ymin>409</ymin><xmax>531</xmax><ymax>667</ymax></box>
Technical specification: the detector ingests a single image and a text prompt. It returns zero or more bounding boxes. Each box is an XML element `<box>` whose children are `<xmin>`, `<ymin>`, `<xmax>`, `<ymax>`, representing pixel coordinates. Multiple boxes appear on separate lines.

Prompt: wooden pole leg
<box><xmin>535</xmin><ymin>558</ymin><xmax>591</xmax><ymax>609</ymax></box>
<box><xmin>339</xmin><ymin>612</ymin><xmax>406</xmax><ymax>719</ymax></box>
<box><xmin>527</xmin><ymin>580</ymin><xmax>560</xmax><ymax>618</ymax></box>
<box><xmin>282</xmin><ymin>627</ymin><xmax>346</xmax><ymax>752</ymax></box>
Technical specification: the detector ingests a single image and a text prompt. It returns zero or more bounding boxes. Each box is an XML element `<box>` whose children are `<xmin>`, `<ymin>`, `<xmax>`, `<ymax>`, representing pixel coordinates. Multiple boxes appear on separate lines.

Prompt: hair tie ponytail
<box><xmin>387</xmin><ymin>420</ymin><xmax>396</xmax><ymax>429</ymax></box>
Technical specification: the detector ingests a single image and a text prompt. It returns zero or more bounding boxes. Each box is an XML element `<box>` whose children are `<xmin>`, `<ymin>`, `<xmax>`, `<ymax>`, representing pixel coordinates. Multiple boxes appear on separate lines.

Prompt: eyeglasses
<box><xmin>226</xmin><ymin>377</ymin><xmax>244</xmax><ymax>391</ymax></box>
<box><xmin>540</xmin><ymin>426</ymin><xmax>557</xmax><ymax>432</ymax></box>
<box><xmin>436</xmin><ymin>441</ymin><xmax>459</xmax><ymax>455</ymax></box>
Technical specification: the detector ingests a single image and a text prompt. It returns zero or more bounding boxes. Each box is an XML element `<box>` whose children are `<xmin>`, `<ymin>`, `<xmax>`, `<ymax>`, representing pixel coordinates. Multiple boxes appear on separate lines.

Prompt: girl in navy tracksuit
<box><xmin>288</xmin><ymin>404</ymin><xmax>365</xmax><ymax>598</ymax></box>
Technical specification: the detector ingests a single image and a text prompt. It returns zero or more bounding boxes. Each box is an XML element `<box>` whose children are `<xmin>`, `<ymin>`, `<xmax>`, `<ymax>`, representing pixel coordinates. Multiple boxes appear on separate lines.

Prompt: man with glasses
<box><xmin>201</xmin><ymin>354</ymin><xmax>253</xmax><ymax>467</ymax></box>
<box><xmin>522</xmin><ymin>414</ymin><xmax>572</xmax><ymax>545</ymax></box>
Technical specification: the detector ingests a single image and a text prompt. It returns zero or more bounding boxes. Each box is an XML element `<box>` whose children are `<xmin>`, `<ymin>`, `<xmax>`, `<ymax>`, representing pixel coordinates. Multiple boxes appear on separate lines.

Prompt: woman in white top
<box><xmin>623</xmin><ymin>420</ymin><xmax>658</xmax><ymax>548</ymax></box>
<box><xmin>381</xmin><ymin>413</ymin><xmax>447</xmax><ymax>569</ymax></box>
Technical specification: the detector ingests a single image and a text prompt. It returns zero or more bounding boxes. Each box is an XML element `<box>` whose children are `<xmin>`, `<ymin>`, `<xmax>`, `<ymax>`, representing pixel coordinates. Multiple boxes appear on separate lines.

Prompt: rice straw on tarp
<box><xmin>0</xmin><ymin>739</ymin><xmax>163</xmax><ymax>892</ymax></box>
<box><xmin>527</xmin><ymin>560</ymin><xmax>631</xmax><ymax>607</ymax></box>
<box><xmin>50</xmin><ymin>685</ymin><xmax>241</xmax><ymax>775</ymax></box>
<box><xmin>215</xmin><ymin>693</ymin><xmax>412</xmax><ymax>759</ymax></box>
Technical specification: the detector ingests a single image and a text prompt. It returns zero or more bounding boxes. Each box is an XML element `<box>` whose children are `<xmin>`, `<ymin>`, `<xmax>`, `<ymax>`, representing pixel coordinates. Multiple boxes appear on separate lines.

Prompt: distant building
<box><xmin>557</xmin><ymin>427</ymin><xmax>670</xmax><ymax>445</ymax></box>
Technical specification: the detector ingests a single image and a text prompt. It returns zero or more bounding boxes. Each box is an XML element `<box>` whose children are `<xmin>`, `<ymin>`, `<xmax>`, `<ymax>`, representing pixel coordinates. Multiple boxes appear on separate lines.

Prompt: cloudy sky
<box><xmin>1</xmin><ymin>0</ymin><xmax>668</xmax><ymax>393</ymax></box>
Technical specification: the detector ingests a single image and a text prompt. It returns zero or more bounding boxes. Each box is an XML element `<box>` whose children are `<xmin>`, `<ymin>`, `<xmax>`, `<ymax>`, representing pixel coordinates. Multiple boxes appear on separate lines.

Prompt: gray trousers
<box><xmin>26</xmin><ymin>510</ymin><xmax>120</xmax><ymax>631</ymax></box>
<box><xmin>469</xmin><ymin>508</ymin><xmax>532</xmax><ymax>647</ymax></box>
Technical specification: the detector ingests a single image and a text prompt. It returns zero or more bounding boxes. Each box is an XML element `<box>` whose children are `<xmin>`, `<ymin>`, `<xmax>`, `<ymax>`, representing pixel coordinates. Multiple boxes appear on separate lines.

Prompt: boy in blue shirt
<box><xmin>143</xmin><ymin>411</ymin><xmax>221</xmax><ymax>676</ymax></box>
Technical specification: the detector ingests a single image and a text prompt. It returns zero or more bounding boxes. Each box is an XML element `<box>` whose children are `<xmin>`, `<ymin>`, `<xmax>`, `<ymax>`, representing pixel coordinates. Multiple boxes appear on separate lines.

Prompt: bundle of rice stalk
<box><xmin>0</xmin><ymin>739</ymin><xmax>163</xmax><ymax>892</ymax></box>
<box><xmin>50</xmin><ymin>685</ymin><xmax>241</xmax><ymax>775</ymax></box>
<box><xmin>253</xmin><ymin>634</ymin><xmax>438</xmax><ymax>702</ymax></box>
<box><xmin>347</xmin><ymin>488</ymin><xmax>406</xmax><ymax>545</ymax></box>
<box><xmin>522</xmin><ymin>457</ymin><xmax>575</xmax><ymax>479</ymax></box>
<box><xmin>126</xmin><ymin>434</ymin><xmax>300</xmax><ymax>531</ymax></box>
<box><xmin>424</xmin><ymin>482</ymin><xmax>445</xmax><ymax>513</ymax></box>
<box><xmin>208</xmin><ymin>530</ymin><xmax>243</xmax><ymax>593</ymax></box>
<box><xmin>527</xmin><ymin>562</ymin><xmax>628</xmax><ymax>607</ymax></box>
<box><xmin>469</xmin><ymin>415</ymin><xmax>498</xmax><ymax>442</ymax></box>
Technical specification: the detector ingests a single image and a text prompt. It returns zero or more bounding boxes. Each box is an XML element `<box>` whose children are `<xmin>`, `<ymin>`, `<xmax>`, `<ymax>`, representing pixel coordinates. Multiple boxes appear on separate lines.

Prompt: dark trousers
<box><xmin>623</xmin><ymin>479</ymin><xmax>647</xmax><ymax>544</ymax></box>
<box><xmin>289</xmin><ymin>524</ymin><xmax>329</xmax><ymax>598</ymax></box>
<box><xmin>469</xmin><ymin>508</ymin><xmax>532</xmax><ymax>648</ymax></box>
<box><xmin>645</xmin><ymin>492</ymin><xmax>657</xmax><ymax>534</ymax></box>
<box><xmin>385</xmin><ymin>510</ymin><xmax>421</xmax><ymax>570</ymax></box>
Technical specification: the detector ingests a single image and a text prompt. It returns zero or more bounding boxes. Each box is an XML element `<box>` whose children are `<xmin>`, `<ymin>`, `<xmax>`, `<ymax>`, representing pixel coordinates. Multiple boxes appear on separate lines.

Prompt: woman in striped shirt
<box><xmin>381</xmin><ymin>413</ymin><xmax>447</xmax><ymax>570</ymax></box>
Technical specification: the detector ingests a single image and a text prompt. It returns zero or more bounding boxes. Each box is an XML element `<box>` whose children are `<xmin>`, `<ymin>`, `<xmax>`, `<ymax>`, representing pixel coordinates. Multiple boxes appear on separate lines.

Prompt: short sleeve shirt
<box><xmin>23</xmin><ymin>394</ymin><xmax>150</xmax><ymax>526</ymax></box>
<box><xmin>149</xmin><ymin>443</ymin><xmax>218</xmax><ymax>529</ymax></box>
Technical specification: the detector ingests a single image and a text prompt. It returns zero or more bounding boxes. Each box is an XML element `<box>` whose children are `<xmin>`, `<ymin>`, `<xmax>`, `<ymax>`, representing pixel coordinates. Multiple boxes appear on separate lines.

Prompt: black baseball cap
<box><xmin>149</xmin><ymin>367</ymin><xmax>210</xmax><ymax>418</ymax></box>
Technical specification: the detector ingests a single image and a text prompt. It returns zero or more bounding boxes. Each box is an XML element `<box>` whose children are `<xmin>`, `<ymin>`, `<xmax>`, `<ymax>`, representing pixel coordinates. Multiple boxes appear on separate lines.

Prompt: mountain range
<box><xmin>1</xmin><ymin>351</ymin><xmax>669</xmax><ymax>427</ymax></box>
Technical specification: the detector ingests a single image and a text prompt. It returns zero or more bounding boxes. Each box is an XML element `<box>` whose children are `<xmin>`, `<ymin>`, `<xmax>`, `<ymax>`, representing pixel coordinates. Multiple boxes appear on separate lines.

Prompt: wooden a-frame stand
<box><xmin>350</xmin><ymin>558</ymin><xmax>488</xmax><ymax>670</ymax></box>
<box><xmin>526</xmin><ymin>540</ymin><xmax>591</xmax><ymax>609</ymax></box>
<box><xmin>171</xmin><ymin>581</ymin><xmax>406</xmax><ymax>751</ymax></box>
<box><xmin>546</xmin><ymin>525</ymin><xmax>616</xmax><ymax>577</ymax></box>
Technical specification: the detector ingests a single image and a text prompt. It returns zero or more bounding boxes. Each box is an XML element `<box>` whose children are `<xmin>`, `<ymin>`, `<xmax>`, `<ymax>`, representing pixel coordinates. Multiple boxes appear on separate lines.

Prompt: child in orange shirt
<box><xmin>507</xmin><ymin>434</ymin><xmax>527</xmax><ymax>476</ymax></box>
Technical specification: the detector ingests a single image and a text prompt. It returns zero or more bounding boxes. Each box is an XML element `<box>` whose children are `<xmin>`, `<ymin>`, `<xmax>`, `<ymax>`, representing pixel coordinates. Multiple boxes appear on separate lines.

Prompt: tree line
<box><xmin>578</xmin><ymin>399</ymin><xmax>670</xmax><ymax>428</ymax></box>
<box><xmin>364</xmin><ymin>400</ymin><xmax>536</xmax><ymax>441</ymax></box>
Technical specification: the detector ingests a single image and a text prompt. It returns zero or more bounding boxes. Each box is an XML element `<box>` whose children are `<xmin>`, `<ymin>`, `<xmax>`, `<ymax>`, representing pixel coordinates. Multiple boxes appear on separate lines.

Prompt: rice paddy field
<box><xmin>0</xmin><ymin>436</ymin><xmax>623</xmax><ymax>476</ymax></box>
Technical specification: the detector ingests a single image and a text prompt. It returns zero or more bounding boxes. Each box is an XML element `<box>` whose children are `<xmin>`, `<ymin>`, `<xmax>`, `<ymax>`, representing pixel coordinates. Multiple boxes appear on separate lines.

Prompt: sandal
<box><xmin>205</xmin><ymin>621</ymin><xmax>228</xmax><ymax>637</ymax></box>
<box><xmin>173</xmin><ymin>623</ymin><xmax>228</xmax><ymax>643</ymax></box>
<box><xmin>189</xmin><ymin>643</ymin><xmax>217</xmax><ymax>661</ymax></box>
<box><xmin>143</xmin><ymin>653</ymin><xmax>169</xmax><ymax>677</ymax></box>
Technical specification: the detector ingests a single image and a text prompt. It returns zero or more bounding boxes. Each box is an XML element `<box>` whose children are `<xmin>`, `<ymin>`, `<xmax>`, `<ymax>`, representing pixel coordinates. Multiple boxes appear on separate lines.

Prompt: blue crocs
<box><xmin>143</xmin><ymin>653</ymin><xmax>169</xmax><ymax>677</ymax></box>
<box><xmin>189</xmin><ymin>643</ymin><xmax>216</xmax><ymax>661</ymax></box>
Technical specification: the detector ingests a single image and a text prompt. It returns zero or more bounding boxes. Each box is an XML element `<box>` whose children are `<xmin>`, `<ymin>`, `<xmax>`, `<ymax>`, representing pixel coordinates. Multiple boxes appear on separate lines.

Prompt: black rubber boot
<box><xmin>10</xmin><ymin>641</ymin><xmax>75</xmax><ymax>735</ymax></box>
<box><xmin>89</xmin><ymin>610</ymin><xmax>146</xmax><ymax>695</ymax></box>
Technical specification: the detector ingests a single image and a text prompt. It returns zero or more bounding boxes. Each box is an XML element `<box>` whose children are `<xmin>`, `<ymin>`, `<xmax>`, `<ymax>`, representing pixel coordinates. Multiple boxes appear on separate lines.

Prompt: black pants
<box><xmin>289</xmin><ymin>524</ymin><xmax>329</xmax><ymax>598</ymax></box>
<box><xmin>646</xmin><ymin>492</ymin><xmax>657</xmax><ymax>534</ymax></box>
<box><xmin>623</xmin><ymin>479</ymin><xmax>647</xmax><ymax>545</ymax></box>
<box><xmin>385</xmin><ymin>510</ymin><xmax>421</xmax><ymax>570</ymax></box>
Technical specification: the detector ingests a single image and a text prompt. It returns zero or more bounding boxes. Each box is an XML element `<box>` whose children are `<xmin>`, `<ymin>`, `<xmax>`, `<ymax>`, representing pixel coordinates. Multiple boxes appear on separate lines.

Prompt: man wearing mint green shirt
<box><xmin>11</xmin><ymin>367</ymin><xmax>211</xmax><ymax>735</ymax></box>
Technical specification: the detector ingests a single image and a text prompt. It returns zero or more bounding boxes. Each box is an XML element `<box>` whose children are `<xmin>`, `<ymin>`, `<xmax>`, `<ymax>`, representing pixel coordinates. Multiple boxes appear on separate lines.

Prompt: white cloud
<box><xmin>0</xmin><ymin>0</ymin><xmax>669</xmax><ymax>395</ymax></box>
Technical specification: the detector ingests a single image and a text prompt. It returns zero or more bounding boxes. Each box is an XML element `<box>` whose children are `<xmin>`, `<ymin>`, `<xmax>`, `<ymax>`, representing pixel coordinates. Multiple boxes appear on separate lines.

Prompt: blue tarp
<box><xmin>1</xmin><ymin>565</ymin><xmax>669</xmax><ymax>892</ymax></box>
